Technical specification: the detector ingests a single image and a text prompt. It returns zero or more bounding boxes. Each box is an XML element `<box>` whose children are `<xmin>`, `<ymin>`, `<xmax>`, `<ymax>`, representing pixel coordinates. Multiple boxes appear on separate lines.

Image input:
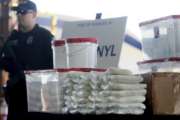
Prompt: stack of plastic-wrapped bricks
<box><xmin>25</xmin><ymin>68</ymin><xmax>147</xmax><ymax>115</ymax></box>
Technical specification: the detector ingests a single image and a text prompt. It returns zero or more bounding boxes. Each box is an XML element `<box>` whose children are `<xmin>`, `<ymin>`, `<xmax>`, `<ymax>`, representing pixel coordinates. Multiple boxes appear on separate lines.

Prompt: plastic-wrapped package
<box><xmin>59</xmin><ymin>72</ymin><xmax>73</xmax><ymax>113</ymax></box>
<box><xmin>69</xmin><ymin>107</ymin><xmax>95</xmax><ymax>114</ymax></box>
<box><xmin>42</xmin><ymin>71</ymin><xmax>63</xmax><ymax>113</ymax></box>
<box><xmin>88</xmin><ymin>69</ymin><xmax>146</xmax><ymax>115</ymax></box>
<box><xmin>42</xmin><ymin>81</ymin><xmax>61</xmax><ymax>112</ymax></box>
<box><xmin>73</xmin><ymin>84</ymin><xmax>91</xmax><ymax>91</ymax></box>
<box><xmin>97</xmin><ymin>90</ymin><xmax>147</xmax><ymax>97</ymax></box>
<box><xmin>95</xmin><ymin>103</ymin><xmax>145</xmax><ymax>115</ymax></box>
<box><xmin>107</xmin><ymin>68</ymin><xmax>132</xmax><ymax>75</ymax></box>
<box><xmin>62</xmin><ymin>70</ymin><xmax>93</xmax><ymax>113</ymax></box>
<box><xmin>101</xmin><ymin>83</ymin><xmax>147</xmax><ymax>90</ymax></box>
<box><xmin>65</xmin><ymin>101</ymin><xmax>93</xmax><ymax>108</ymax></box>
<box><xmin>28</xmin><ymin>103</ymin><xmax>43</xmax><ymax>112</ymax></box>
<box><xmin>26</xmin><ymin>70</ymin><xmax>63</xmax><ymax>113</ymax></box>
<box><xmin>26</xmin><ymin>73</ymin><xmax>42</xmax><ymax>112</ymax></box>
<box><xmin>58</xmin><ymin>69</ymin><xmax>76</xmax><ymax>111</ymax></box>
<box><xmin>71</xmin><ymin>91</ymin><xmax>90</xmax><ymax>97</ymax></box>
<box><xmin>106</xmin><ymin>75</ymin><xmax>143</xmax><ymax>84</ymax></box>
<box><xmin>89</xmin><ymin>71</ymin><xmax>106</xmax><ymax>90</ymax></box>
<box><xmin>66</xmin><ymin>71</ymin><xmax>87</xmax><ymax>81</ymax></box>
<box><xmin>90</xmin><ymin>94</ymin><xmax>146</xmax><ymax>103</ymax></box>
<box><xmin>26</xmin><ymin>68</ymin><xmax>147</xmax><ymax>114</ymax></box>
<box><xmin>98</xmin><ymin>96</ymin><xmax>146</xmax><ymax>103</ymax></box>
<box><xmin>63</xmin><ymin>69</ymin><xmax>107</xmax><ymax>114</ymax></box>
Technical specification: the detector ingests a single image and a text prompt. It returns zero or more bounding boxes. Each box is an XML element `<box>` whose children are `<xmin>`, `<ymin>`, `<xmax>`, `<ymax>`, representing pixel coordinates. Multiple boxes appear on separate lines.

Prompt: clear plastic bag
<box><xmin>26</xmin><ymin>70</ymin><xmax>63</xmax><ymax>113</ymax></box>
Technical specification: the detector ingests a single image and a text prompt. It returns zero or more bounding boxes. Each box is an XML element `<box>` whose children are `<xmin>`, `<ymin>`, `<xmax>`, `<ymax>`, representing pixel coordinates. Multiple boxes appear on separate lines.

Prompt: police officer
<box><xmin>0</xmin><ymin>0</ymin><xmax>54</xmax><ymax>120</ymax></box>
<box><xmin>3</xmin><ymin>0</ymin><xmax>53</xmax><ymax>70</ymax></box>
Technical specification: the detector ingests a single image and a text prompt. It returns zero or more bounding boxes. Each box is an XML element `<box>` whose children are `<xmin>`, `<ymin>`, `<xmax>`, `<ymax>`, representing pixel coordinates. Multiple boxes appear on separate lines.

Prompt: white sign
<box><xmin>62</xmin><ymin>17</ymin><xmax>127</xmax><ymax>68</ymax></box>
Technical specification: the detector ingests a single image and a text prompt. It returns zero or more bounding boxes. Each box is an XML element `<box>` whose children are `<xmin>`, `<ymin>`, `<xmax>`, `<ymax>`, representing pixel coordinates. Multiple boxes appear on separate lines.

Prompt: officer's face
<box><xmin>17</xmin><ymin>10</ymin><xmax>36</xmax><ymax>28</ymax></box>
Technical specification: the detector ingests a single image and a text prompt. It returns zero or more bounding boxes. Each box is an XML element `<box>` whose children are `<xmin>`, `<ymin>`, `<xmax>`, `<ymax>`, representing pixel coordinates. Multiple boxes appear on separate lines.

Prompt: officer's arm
<box><xmin>0</xmin><ymin>30</ymin><xmax>17</xmax><ymax>59</ymax></box>
<box><xmin>43</xmin><ymin>31</ymin><xmax>54</xmax><ymax>69</ymax></box>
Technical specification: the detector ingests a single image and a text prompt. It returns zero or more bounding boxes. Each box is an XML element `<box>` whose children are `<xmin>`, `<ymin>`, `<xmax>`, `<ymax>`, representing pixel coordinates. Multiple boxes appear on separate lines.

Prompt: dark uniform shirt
<box><xmin>1</xmin><ymin>24</ymin><xmax>54</xmax><ymax>120</ymax></box>
<box><xmin>3</xmin><ymin>24</ymin><xmax>54</xmax><ymax>70</ymax></box>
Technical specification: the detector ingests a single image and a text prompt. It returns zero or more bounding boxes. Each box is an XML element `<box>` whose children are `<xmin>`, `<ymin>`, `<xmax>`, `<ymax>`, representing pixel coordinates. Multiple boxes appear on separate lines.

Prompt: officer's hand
<box><xmin>1</xmin><ymin>70</ymin><xmax>9</xmax><ymax>86</ymax></box>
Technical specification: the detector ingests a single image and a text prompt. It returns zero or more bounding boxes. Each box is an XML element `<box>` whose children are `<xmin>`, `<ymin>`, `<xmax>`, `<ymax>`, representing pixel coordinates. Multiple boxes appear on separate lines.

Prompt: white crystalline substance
<box><xmin>69</xmin><ymin>108</ymin><xmax>94</xmax><ymax>114</ymax></box>
<box><xmin>106</xmin><ymin>108</ymin><xmax>145</xmax><ymax>114</ymax></box>
<box><xmin>96</xmin><ymin>96</ymin><xmax>146</xmax><ymax>103</ymax></box>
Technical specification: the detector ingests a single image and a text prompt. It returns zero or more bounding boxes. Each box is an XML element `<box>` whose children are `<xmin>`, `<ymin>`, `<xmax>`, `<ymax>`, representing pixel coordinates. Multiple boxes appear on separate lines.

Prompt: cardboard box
<box><xmin>143</xmin><ymin>72</ymin><xmax>180</xmax><ymax>114</ymax></box>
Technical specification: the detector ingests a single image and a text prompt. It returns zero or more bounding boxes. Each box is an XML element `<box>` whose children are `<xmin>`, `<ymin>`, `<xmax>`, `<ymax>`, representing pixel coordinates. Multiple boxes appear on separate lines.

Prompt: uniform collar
<box><xmin>19</xmin><ymin>24</ymin><xmax>39</xmax><ymax>34</ymax></box>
